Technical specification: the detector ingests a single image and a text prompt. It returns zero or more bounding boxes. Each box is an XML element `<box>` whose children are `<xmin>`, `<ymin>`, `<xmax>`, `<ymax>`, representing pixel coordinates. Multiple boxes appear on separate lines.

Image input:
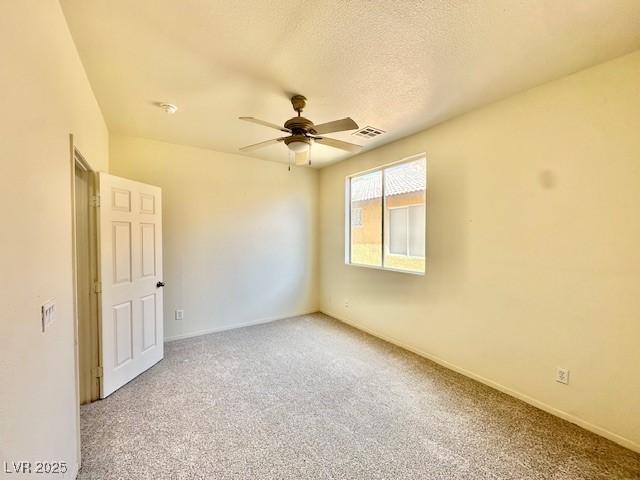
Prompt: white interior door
<box><xmin>98</xmin><ymin>173</ymin><xmax>164</xmax><ymax>398</ymax></box>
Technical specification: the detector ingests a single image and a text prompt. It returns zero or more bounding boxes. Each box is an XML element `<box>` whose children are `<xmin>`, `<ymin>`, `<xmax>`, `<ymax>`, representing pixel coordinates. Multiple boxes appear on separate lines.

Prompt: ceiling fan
<box><xmin>239</xmin><ymin>95</ymin><xmax>362</xmax><ymax>166</ymax></box>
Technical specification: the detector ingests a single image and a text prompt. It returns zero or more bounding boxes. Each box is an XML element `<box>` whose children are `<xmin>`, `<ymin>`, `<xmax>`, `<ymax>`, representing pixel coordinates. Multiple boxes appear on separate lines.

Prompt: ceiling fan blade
<box><xmin>239</xmin><ymin>117</ymin><xmax>291</xmax><ymax>133</ymax></box>
<box><xmin>314</xmin><ymin>137</ymin><xmax>362</xmax><ymax>153</ymax></box>
<box><xmin>239</xmin><ymin>137</ymin><xmax>286</xmax><ymax>152</ymax></box>
<box><xmin>312</xmin><ymin>117</ymin><xmax>359</xmax><ymax>135</ymax></box>
<box><xmin>295</xmin><ymin>150</ymin><xmax>309</xmax><ymax>166</ymax></box>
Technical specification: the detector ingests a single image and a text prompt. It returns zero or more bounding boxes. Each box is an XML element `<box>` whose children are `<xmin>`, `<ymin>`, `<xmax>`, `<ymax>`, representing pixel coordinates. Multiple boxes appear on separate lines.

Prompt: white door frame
<box><xmin>69</xmin><ymin>134</ymin><xmax>101</xmax><ymax>472</ymax></box>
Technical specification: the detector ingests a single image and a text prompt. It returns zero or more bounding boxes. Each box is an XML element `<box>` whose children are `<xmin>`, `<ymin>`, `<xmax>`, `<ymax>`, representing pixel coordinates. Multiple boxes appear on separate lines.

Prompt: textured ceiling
<box><xmin>60</xmin><ymin>0</ymin><xmax>640</xmax><ymax>168</ymax></box>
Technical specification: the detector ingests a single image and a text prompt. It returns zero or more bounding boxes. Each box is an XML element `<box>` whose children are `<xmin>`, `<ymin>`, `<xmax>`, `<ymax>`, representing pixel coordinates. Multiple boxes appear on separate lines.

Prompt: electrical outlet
<box><xmin>175</xmin><ymin>309</ymin><xmax>184</xmax><ymax>321</ymax></box>
<box><xmin>344</xmin><ymin>299</ymin><xmax>349</xmax><ymax>308</ymax></box>
<box><xmin>556</xmin><ymin>367</ymin><xmax>570</xmax><ymax>385</ymax></box>
<box><xmin>41</xmin><ymin>299</ymin><xmax>56</xmax><ymax>332</ymax></box>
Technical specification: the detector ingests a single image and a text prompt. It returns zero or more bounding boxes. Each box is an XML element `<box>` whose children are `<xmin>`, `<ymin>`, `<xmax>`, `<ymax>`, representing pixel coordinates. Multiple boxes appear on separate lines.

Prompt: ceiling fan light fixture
<box><xmin>286</xmin><ymin>140</ymin><xmax>309</xmax><ymax>153</ymax></box>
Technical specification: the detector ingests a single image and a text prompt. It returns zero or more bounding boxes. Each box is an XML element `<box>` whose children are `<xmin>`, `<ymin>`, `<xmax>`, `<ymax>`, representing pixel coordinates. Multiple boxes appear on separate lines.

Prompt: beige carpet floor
<box><xmin>78</xmin><ymin>313</ymin><xmax>640</xmax><ymax>479</ymax></box>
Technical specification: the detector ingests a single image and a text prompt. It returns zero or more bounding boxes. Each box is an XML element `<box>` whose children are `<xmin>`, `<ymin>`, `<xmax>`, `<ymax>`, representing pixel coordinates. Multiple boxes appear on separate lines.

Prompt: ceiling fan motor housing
<box><xmin>284</xmin><ymin>116</ymin><xmax>316</xmax><ymax>136</ymax></box>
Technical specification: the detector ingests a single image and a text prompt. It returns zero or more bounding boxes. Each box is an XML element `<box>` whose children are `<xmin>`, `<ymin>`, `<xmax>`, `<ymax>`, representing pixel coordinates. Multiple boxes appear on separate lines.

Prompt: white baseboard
<box><xmin>322</xmin><ymin>309</ymin><xmax>640</xmax><ymax>454</ymax></box>
<box><xmin>164</xmin><ymin>310</ymin><xmax>319</xmax><ymax>342</ymax></box>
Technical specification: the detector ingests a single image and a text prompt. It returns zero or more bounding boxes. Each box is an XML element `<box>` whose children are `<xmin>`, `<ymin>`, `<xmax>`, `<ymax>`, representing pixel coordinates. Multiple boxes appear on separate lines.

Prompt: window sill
<box><xmin>345</xmin><ymin>261</ymin><xmax>425</xmax><ymax>276</ymax></box>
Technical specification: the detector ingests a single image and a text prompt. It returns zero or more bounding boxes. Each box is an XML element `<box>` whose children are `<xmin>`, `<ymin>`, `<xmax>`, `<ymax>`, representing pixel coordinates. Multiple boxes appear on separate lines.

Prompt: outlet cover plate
<box><xmin>41</xmin><ymin>299</ymin><xmax>56</xmax><ymax>332</ymax></box>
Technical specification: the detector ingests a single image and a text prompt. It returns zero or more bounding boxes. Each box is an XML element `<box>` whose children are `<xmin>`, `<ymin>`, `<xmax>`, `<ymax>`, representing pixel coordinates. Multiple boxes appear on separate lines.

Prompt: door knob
<box><xmin>156</xmin><ymin>281</ymin><xmax>166</xmax><ymax>288</ymax></box>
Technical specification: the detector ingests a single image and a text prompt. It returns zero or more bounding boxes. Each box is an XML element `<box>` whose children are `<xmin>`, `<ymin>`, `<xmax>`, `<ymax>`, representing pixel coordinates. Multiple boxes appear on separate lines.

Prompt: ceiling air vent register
<box><xmin>353</xmin><ymin>126</ymin><xmax>385</xmax><ymax>139</ymax></box>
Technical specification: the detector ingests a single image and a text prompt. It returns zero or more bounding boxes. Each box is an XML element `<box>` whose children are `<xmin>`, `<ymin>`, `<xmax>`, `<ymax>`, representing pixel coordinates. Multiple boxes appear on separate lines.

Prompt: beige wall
<box><xmin>319</xmin><ymin>51</ymin><xmax>640</xmax><ymax>451</ymax></box>
<box><xmin>0</xmin><ymin>1</ymin><xmax>109</xmax><ymax>477</ymax></box>
<box><xmin>110</xmin><ymin>135</ymin><xmax>319</xmax><ymax>341</ymax></box>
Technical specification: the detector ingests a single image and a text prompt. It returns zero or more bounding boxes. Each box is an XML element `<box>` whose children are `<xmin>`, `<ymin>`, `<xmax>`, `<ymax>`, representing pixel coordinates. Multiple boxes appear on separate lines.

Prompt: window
<box><xmin>346</xmin><ymin>155</ymin><xmax>426</xmax><ymax>274</ymax></box>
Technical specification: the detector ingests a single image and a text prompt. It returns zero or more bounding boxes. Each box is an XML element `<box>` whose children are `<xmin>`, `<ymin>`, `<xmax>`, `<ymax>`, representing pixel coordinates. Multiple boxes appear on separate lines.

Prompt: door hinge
<box><xmin>90</xmin><ymin>194</ymin><xmax>101</xmax><ymax>207</ymax></box>
<box><xmin>93</xmin><ymin>282</ymin><xmax>102</xmax><ymax>293</ymax></box>
<box><xmin>93</xmin><ymin>366</ymin><xmax>103</xmax><ymax>378</ymax></box>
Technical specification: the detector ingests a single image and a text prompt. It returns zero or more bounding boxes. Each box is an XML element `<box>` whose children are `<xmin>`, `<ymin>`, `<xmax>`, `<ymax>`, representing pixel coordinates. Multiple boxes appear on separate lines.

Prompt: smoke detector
<box><xmin>159</xmin><ymin>103</ymin><xmax>178</xmax><ymax>114</ymax></box>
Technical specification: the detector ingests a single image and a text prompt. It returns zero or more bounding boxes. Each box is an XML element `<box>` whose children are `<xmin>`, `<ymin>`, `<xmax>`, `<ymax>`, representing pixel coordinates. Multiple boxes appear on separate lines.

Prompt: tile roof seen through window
<box><xmin>350</xmin><ymin>159</ymin><xmax>425</xmax><ymax>202</ymax></box>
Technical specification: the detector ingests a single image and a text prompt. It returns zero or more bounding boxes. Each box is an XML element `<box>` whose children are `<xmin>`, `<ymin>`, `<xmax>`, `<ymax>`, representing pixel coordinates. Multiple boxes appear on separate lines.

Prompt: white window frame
<box><xmin>344</xmin><ymin>153</ymin><xmax>426</xmax><ymax>275</ymax></box>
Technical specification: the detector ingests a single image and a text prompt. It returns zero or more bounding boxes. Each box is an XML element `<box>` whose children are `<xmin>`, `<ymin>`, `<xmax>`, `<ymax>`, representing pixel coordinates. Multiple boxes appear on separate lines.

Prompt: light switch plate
<box><xmin>41</xmin><ymin>299</ymin><xmax>56</xmax><ymax>332</ymax></box>
<box><xmin>175</xmin><ymin>309</ymin><xmax>184</xmax><ymax>321</ymax></box>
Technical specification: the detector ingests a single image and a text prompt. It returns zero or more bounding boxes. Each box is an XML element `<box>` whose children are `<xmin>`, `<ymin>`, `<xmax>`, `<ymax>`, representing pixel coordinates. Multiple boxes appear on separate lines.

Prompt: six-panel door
<box><xmin>98</xmin><ymin>173</ymin><xmax>163</xmax><ymax>398</ymax></box>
